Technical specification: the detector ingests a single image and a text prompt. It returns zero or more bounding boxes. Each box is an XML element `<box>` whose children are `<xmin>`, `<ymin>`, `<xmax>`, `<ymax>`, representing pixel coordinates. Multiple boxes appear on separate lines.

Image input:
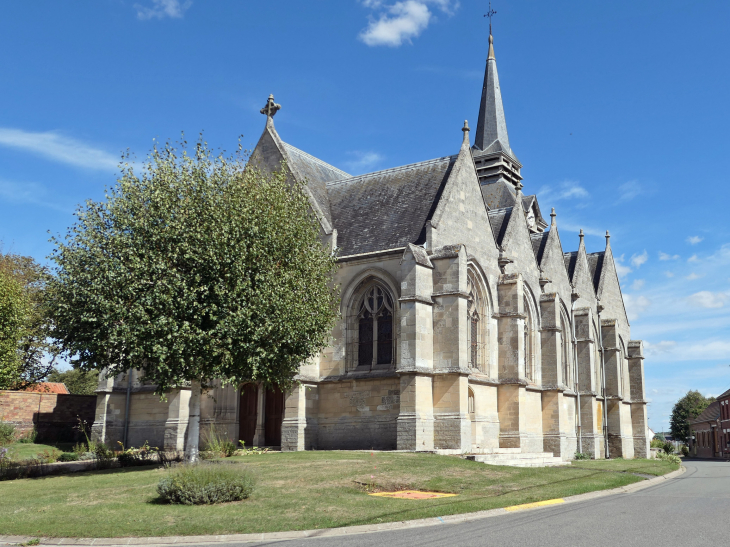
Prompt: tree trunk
<box><xmin>185</xmin><ymin>379</ymin><xmax>202</xmax><ymax>462</ymax></box>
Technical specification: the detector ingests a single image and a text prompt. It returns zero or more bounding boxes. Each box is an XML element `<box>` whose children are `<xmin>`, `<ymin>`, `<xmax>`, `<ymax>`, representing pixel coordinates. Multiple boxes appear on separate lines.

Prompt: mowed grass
<box><xmin>0</xmin><ymin>452</ymin><xmax>678</xmax><ymax>538</ymax></box>
<box><xmin>4</xmin><ymin>442</ymin><xmax>74</xmax><ymax>461</ymax></box>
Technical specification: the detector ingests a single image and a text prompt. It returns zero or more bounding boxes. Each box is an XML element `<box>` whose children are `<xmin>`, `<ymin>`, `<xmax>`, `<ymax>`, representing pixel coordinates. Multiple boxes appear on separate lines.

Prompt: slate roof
<box><xmin>690</xmin><ymin>401</ymin><xmax>721</xmax><ymax>424</ymax></box>
<box><xmin>530</xmin><ymin>232</ymin><xmax>549</xmax><ymax>265</ymax></box>
<box><xmin>587</xmin><ymin>252</ymin><xmax>605</xmax><ymax>292</ymax></box>
<box><xmin>481</xmin><ymin>180</ymin><xmax>515</xmax><ymax>210</ymax></box>
<box><xmin>564</xmin><ymin>251</ymin><xmax>578</xmax><ymax>281</ymax></box>
<box><xmin>282</xmin><ymin>143</ymin><xmax>350</xmax><ymax>227</ymax></box>
<box><xmin>327</xmin><ymin>155</ymin><xmax>457</xmax><ymax>257</ymax></box>
<box><xmin>488</xmin><ymin>207</ymin><xmax>513</xmax><ymax>246</ymax></box>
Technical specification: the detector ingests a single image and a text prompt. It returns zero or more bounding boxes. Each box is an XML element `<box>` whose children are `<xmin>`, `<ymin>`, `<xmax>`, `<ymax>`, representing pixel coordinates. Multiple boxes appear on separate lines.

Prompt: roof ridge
<box><xmin>326</xmin><ymin>154</ymin><xmax>457</xmax><ymax>187</ymax></box>
<box><xmin>281</xmin><ymin>142</ymin><xmax>351</xmax><ymax>179</ymax></box>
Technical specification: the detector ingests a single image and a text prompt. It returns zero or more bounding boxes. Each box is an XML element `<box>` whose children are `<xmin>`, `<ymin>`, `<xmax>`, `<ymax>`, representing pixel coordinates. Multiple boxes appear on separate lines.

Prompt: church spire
<box><xmin>473</xmin><ymin>30</ymin><xmax>511</xmax><ymax>155</ymax></box>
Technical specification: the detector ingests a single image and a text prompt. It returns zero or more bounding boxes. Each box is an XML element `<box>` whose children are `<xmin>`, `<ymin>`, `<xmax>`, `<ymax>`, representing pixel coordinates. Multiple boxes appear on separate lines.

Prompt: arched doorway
<box><xmin>265</xmin><ymin>386</ymin><xmax>284</xmax><ymax>447</ymax></box>
<box><xmin>239</xmin><ymin>384</ymin><xmax>258</xmax><ymax>448</ymax></box>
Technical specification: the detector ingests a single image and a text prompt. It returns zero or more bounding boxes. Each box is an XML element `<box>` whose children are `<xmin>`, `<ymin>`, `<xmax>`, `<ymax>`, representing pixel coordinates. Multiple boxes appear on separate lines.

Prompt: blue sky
<box><xmin>1</xmin><ymin>0</ymin><xmax>729</xmax><ymax>432</ymax></box>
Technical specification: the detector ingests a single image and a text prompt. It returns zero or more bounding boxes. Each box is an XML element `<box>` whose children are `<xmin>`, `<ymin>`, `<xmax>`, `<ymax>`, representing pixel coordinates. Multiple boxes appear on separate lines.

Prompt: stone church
<box><xmin>92</xmin><ymin>32</ymin><xmax>650</xmax><ymax>462</ymax></box>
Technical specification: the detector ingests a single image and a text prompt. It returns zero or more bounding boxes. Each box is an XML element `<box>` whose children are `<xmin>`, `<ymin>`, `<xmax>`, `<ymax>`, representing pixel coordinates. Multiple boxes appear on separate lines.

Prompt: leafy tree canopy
<box><xmin>670</xmin><ymin>390</ymin><xmax>716</xmax><ymax>443</ymax></box>
<box><xmin>0</xmin><ymin>252</ymin><xmax>57</xmax><ymax>389</ymax></box>
<box><xmin>48</xmin><ymin>136</ymin><xmax>338</xmax><ymax>395</ymax></box>
<box><xmin>46</xmin><ymin>367</ymin><xmax>99</xmax><ymax>395</ymax></box>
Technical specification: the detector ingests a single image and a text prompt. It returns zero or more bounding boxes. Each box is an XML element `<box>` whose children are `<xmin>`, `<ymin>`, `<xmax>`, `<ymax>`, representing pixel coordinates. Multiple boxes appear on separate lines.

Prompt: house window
<box><xmin>357</xmin><ymin>285</ymin><xmax>394</xmax><ymax>368</ymax></box>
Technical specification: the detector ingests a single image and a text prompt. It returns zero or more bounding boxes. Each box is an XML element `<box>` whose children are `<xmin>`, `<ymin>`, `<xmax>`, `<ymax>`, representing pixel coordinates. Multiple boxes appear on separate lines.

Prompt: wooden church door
<box><xmin>265</xmin><ymin>386</ymin><xmax>284</xmax><ymax>447</ymax></box>
<box><xmin>239</xmin><ymin>384</ymin><xmax>258</xmax><ymax>448</ymax></box>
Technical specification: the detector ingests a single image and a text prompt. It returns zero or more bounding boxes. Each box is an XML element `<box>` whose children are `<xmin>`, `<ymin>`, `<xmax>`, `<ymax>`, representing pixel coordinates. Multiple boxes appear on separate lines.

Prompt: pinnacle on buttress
<box><xmin>462</xmin><ymin>120</ymin><xmax>470</xmax><ymax>145</ymax></box>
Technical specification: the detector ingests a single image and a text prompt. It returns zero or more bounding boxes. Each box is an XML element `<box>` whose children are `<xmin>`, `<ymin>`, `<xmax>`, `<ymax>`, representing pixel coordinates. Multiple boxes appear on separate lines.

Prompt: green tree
<box><xmin>0</xmin><ymin>270</ymin><xmax>28</xmax><ymax>388</ymax></box>
<box><xmin>0</xmin><ymin>252</ymin><xmax>56</xmax><ymax>389</ymax></box>
<box><xmin>48</xmin><ymin>138</ymin><xmax>339</xmax><ymax>460</ymax></box>
<box><xmin>670</xmin><ymin>390</ymin><xmax>715</xmax><ymax>443</ymax></box>
<box><xmin>46</xmin><ymin>367</ymin><xmax>99</xmax><ymax>395</ymax></box>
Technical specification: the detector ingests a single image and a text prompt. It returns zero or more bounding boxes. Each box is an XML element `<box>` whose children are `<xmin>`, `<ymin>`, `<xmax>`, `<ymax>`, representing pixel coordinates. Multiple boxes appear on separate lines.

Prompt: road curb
<box><xmin>0</xmin><ymin>466</ymin><xmax>686</xmax><ymax>546</ymax></box>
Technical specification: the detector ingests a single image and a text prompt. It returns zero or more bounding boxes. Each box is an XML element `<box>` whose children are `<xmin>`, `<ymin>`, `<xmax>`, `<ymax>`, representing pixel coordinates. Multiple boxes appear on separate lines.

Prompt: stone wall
<box><xmin>0</xmin><ymin>390</ymin><xmax>96</xmax><ymax>442</ymax></box>
<box><xmin>316</xmin><ymin>378</ymin><xmax>400</xmax><ymax>449</ymax></box>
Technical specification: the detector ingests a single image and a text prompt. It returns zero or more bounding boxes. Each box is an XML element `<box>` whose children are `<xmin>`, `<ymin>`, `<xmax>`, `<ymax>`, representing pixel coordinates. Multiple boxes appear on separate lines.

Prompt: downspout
<box><xmin>597</xmin><ymin>301</ymin><xmax>610</xmax><ymax>459</ymax></box>
<box><xmin>122</xmin><ymin>369</ymin><xmax>132</xmax><ymax>449</ymax></box>
<box><xmin>571</xmin><ymin>286</ymin><xmax>582</xmax><ymax>454</ymax></box>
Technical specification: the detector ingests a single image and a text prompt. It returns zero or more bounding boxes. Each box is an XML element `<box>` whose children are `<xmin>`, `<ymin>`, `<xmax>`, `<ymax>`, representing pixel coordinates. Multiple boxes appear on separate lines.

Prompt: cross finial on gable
<box><xmin>260</xmin><ymin>94</ymin><xmax>281</xmax><ymax>118</ymax></box>
<box><xmin>462</xmin><ymin>120</ymin><xmax>470</xmax><ymax>144</ymax></box>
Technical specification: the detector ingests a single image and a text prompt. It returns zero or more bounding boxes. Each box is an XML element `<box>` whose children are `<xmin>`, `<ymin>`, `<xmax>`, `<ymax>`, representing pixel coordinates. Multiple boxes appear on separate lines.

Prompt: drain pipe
<box><xmin>597</xmin><ymin>301</ymin><xmax>610</xmax><ymax>459</ymax></box>
<box><xmin>571</xmin><ymin>286</ymin><xmax>582</xmax><ymax>454</ymax></box>
<box><xmin>122</xmin><ymin>369</ymin><xmax>132</xmax><ymax>449</ymax></box>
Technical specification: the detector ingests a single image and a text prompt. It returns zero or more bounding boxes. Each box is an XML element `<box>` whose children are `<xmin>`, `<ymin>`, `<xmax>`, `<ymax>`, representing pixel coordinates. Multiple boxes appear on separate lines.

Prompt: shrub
<box><xmin>57</xmin><ymin>452</ymin><xmax>78</xmax><ymax>462</ymax></box>
<box><xmin>662</xmin><ymin>441</ymin><xmax>675</xmax><ymax>455</ymax></box>
<box><xmin>17</xmin><ymin>427</ymin><xmax>37</xmax><ymax>444</ymax></box>
<box><xmin>650</xmin><ymin>438</ymin><xmax>665</xmax><ymax>449</ymax></box>
<box><xmin>157</xmin><ymin>463</ymin><xmax>255</xmax><ymax>505</ymax></box>
<box><xmin>574</xmin><ymin>452</ymin><xmax>591</xmax><ymax>460</ymax></box>
<box><xmin>202</xmin><ymin>425</ymin><xmax>236</xmax><ymax>458</ymax></box>
<box><xmin>656</xmin><ymin>451</ymin><xmax>681</xmax><ymax>465</ymax></box>
<box><xmin>93</xmin><ymin>443</ymin><xmax>115</xmax><ymax>469</ymax></box>
<box><xmin>681</xmin><ymin>445</ymin><xmax>689</xmax><ymax>457</ymax></box>
<box><xmin>36</xmin><ymin>448</ymin><xmax>61</xmax><ymax>463</ymax></box>
<box><xmin>0</xmin><ymin>421</ymin><xmax>15</xmax><ymax>446</ymax></box>
<box><xmin>117</xmin><ymin>441</ymin><xmax>158</xmax><ymax>467</ymax></box>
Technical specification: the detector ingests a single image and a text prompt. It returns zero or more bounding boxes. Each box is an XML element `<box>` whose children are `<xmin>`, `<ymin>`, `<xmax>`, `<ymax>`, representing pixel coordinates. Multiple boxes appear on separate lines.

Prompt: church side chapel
<box><xmin>92</xmin><ymin>29</ymin><xmax>650</xmax><ymax>463</ymax></box>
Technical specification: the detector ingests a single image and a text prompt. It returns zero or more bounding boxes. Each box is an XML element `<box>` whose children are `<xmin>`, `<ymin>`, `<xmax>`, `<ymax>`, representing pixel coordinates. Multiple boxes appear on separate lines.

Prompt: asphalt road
<box><xmin>235</xmin><ymin>459</ymin><xmax>729</xmax><ymax>547</ymax></box>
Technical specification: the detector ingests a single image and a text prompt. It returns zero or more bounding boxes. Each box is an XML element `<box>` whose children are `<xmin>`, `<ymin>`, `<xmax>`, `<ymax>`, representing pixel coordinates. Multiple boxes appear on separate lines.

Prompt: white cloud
<box><xmin>538</xmin><ymin>180</ymin><xmax>589</xmax><ymax>202</ymax></box>
<box><xmin>687</xmin><ymin>291</ymin><xmax>728</xmax><ymax>309</ymax></box>
<box><xmin>687</xmin><ymin>254</ymin><xmax>699</xmax><ymax>263</ymax></box>
<box><xmin>359</xmin><ymin>1</ymin><xmax>458</xmax><ymax>47</ymax></box>
<box><xmin>135</xmin><ymin>0</ymin><xmax>191</xmax><ymax>20</ymax></box>
<box><xmin>624</xmin><ymin>294</ymin><xmax>651</xmax><ymax>320</ymax></box>
<box><xmin>631</xmin><ymin>250</ymin><xmax>648</xmax><ymax>268</ymax></box>
<box><xmin>659</xmin><ymin>252</ymin><xmax>680</xmax><ymax>261</ymax></box>
<box><xmin>664</xmin><ymin>271</ymin><xmax>674</xmax><ymax>278</ymax></box>
<box><xmin>687</xmin><ymin>236</ymin><xmax>704</xmax><ymax>245</ymax></box>
<box><xmin>685</xmin><ymin>273</ymin><xmax>703</xmax><ymax>280</ymax></box>
<box><xmin>644</xmin><ymin>340</ymin><xmax>677</xmax><ymax>356</ymax></box>
<box><xmin>614</xmin><ymin>254</ymin><xmax>632</xmax><ymax>278</ymax></box>
<box><xmin>0</xmin><ymin>179</ymin><xmax>70</xmax><ymax>212</ymax></box>
<box><xmin>0</xmin><ymin>127</ymin><xmax>118</xmax><ymax>170</ymax></box>
<box><xmin>631</xmin><ymin>279</ymin><xmax>645</xmax><ymax>291</ymax></box>
<box><xmin>343</xmin><ymin>151</ymin><xmax>384</xmax><ymax>174</ymax></box>
<box><xmin>617</xmin><ymin>180</ymin><xmax>641</xmax><ymax>202</ymax></box>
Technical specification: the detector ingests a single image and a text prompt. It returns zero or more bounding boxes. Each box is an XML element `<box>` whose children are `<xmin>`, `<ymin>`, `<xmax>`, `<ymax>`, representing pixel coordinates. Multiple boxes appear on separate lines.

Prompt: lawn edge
<box><xmin>0</xmin><ymin>466</ymin><xmax>685</xmax><ymax>546</ymax></box>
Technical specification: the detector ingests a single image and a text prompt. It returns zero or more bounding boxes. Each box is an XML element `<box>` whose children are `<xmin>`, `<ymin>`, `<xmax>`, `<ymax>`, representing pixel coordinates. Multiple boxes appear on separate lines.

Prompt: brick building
<box><xmin>92</xmin><ymin>31</ymin><xmax>650</xmax><ymax>462</ymax></box>
<box><xmin>690</xmin><ymin>388</ymin><xmax>730</xmax><ymax>458</ymax></box>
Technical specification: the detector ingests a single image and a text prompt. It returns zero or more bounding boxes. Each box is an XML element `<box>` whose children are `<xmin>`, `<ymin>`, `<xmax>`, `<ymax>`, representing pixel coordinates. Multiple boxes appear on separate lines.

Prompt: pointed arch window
<box><xmin>467</xmin><ymin>276</ymin><xmax>480</xmax><ymax>370</ymax></box>
<box><xmin>524</xmin><ymin>296</ymin><xmax>534</xmax><ymax>382</ymax></box>
<box><xmin>561</xmin><ymin>315</ymin><xmax>571</xmax><ymax>387</ymax></box>
<box><xmin>357</xmin><ymin>286</ymin><xmax>394</xmax><ymax>368</ymax></box>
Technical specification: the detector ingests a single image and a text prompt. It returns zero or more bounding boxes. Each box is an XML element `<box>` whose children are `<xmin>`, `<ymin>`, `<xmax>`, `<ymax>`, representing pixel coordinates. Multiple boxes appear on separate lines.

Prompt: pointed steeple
<box><xmin>474</xmin><ymin>32</ymin><xmax>511</xmax><ymax>155</ymax></box>
<box><xmin>471</xmin><ymin>29</ymin><xmax>523</xmax><ymax>190</ymax></box>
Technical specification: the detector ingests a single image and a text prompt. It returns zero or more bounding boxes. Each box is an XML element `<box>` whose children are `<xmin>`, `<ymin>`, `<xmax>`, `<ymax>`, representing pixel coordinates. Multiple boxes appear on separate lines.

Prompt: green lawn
<box><xmin>3</xmin><ymin>442</ymin><xmax>75</xmax><ymax>461</ymax></box>
<box><xmin>0</xmin><ymin>452</ymin><xmax>678</xmax><ymax>538</ymax></box>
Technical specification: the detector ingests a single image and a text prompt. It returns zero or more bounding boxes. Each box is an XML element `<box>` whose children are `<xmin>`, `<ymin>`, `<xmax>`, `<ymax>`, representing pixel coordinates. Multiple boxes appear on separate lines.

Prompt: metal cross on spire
<box><xmin>484</xmin><ymin>2</ymin><xmax>497</xmax><ymax>35</ymax></box>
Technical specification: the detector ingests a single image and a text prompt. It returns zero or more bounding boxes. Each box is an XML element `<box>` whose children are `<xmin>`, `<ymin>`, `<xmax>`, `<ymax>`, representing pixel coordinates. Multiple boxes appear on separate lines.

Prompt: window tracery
<box><xmin>524</xmin><ymin>296</ymin><xmax>534</xmax><ymax>382</ymax></box>
<box><xmin>356</xmin><ymin>285</ymin><xmax>394</xmax><ymax>369</ymax></box>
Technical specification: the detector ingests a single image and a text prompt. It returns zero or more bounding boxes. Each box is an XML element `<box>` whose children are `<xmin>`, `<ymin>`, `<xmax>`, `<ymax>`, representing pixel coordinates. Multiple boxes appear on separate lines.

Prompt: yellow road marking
<box><xmin>504</xmin><ymin>498</ymin><xmax>565</xmax><ymax>511</ymax></box>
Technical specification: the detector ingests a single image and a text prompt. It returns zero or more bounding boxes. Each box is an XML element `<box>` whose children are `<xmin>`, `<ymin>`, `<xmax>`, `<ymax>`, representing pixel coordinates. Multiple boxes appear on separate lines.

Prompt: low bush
<box><xmin>0</xmin><ymin>421</ymin><xmax>15</xmax><ymax>446</ymax></box>
<box><xmin>16</xmin><ymin>428</ymin><xmax>37</xmax><ymax>444</ymax></box>
<box><xmin>202</xmin><ymin>425</ymin><xmax>236</xmax><ymax>458</ymax></box>
<box><xmin>663</xmin><ymin>441</ymin><xmax>675</xmax><ymax>455</ymax></box>
<box><xmin>650</xmin><ymin>438</ymin><xmax>665</xmax><ymax>449</ymax></box>
<box><xmin>157</xmin><ymin>463</ymin><xmax>255</xmax><ymax>505</ymax></box>
<box><xmin>574</xmin><ymin>452</ymin><xmax>591</xmax><ymax>460</ymax></box>
<box><xmin>57</xmin><ymin>453</ymin><xmax>78</xmax><ymax>462</ymax></box>
<box><xmin>117</xmin><ymin>441</ymin><xmax>159</xmax><ymax>467</ymax></box>
<box><xmin>35</xmin><ymin>449</ymin><xmax>61</xmax><ymax>463</ymax></box>
<box><xmin>681</xmin><ymin>445</ymin><xmax>689</xmax><ymax>457</ymax></box>
<box><xmin>656</xmin><ymin>451</ymin><xmax>681</xmax><ymax>465</ymax></box>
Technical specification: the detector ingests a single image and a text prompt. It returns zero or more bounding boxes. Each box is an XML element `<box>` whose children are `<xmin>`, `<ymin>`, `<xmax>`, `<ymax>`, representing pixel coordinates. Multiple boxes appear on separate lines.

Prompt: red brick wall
<box><xmin>0</xmin><ymin>390</ymin><xmax>96</xmax><ymax>443</ymax></box>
